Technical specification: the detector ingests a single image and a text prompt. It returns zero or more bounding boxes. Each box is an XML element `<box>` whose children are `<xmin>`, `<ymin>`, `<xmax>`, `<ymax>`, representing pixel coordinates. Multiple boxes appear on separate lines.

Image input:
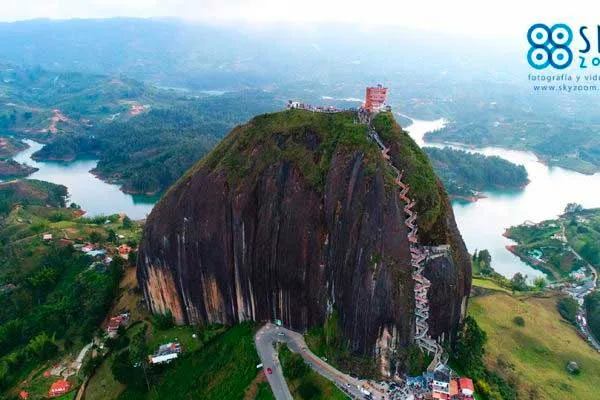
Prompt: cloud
<box><xmin>0</xmin><ymin>0</ymin><xmax>593</xmax><ymax>38</ymax></box>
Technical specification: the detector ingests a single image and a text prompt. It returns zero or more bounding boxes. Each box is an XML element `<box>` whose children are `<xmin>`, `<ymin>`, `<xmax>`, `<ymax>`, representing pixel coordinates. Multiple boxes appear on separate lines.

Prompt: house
<box><xmin>458</xmin><ymin>378</ymin><xmax>474</xmax><ymax>397</ymax></box>
<box><xmin>106</xmin><ymin>312</ymin><xmax>130</xmax><ymax>337</ymax></box>
<box><xmin>287</xmin><ymin>100</ymin><xmax>301</xmax><ymax>109</ymax></box>
<box><xmin>86</xmin><ymin>249</ymin><xmax>107</xmax><ymax>259</ymax></box>
<box><xmin>18</xmin><ymin>390</ymin><xmax>29</xmax><ymax>400</ymax></box>
<box><xmin>57</xmin><ymin>238</ymin><xmax>73</xmax><ymax>248</ymax></box>
<box><xmin>48</xmin><ymin>380</ymin><xmax>71</xmax><ymax>397</ymax></box>
<box><xmin>449</xmin><ymin>379</ymin><xmax>459</xmax><ymax>397</ymax></box>
<box><xmin>118</xmin><ymin>244</ymin><xmax>132</xmax><ymax>259</ymax></box>
<box><xmin>42</xmin><ymin>233</ymin><xmax>53</xmax><ymax>241</ymax></box>
<box><xmin>81</xmin><ymin>244</ymin><xmax>94</xmax><ymax>253</ymax></box>
<box><xmin>529</xmin><ymin>249</ymin><xmax>543</xmax><ymax>261</ymax></box>
<box><xmin>150</xmin><ymin>342</ymin><xmax>182</xmax><ymax>364</ymax></box>
<box><xmin>432</xmin><ymin>364</ymin><xmax>452</xmax><ymax>399</ymax></box>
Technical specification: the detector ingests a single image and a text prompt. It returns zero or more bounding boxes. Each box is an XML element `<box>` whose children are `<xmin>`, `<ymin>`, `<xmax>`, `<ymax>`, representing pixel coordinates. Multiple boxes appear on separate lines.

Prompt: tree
<box><xmin>25</xmin><ymin>332</ymin><xmax>57</xmax><ymax>360</ymax></box>
<box><xmin>584</xmin><ymin>292</ymin><xmax>600</xmax><ymax>341</ymax></box>
<box><xmin>81</xmin><ymin>355</ymin><xmax>102</xmax><ymax>377</ymax></box>
<box><xmin>564</xmin><ymin>203</ymin><xmax>583</xmax><ymax>214</ymax></box>
<box><xmin>510</xmin><ymin>273</ymin><xmax>528</xmax><ymax>292</ymax></box>
<box><xmin>533</xmin><ymin>276</ymin><xmax>547</xmax><ymax>290</ymax></box>
<box><xmin>153</xmin><ymin>311</ymin><xmax>174</xmax><ymax>330</ymax></box>
<box><xmin>130</xmin><ymin>325</ymin><xmax>151</xmax><ymax>391</ymax></box>
<box><xmin>452</xmin><ymin>316</ymin><xmax>487</xmax><ymax>379</ymax></box>
<box><xmin>122</xmin><ymin>216</ymin><xmax>133</xmax><ymax>229</ymax></box>
<box><xmin>477</xmin><ymin>249</ymin><xmax>493</xmax><ymax>275</ymax></box>
<box><xmin>111</xmin><ymin>349</ymin><xmax>134</xmax><ymax>383</ymax></box>
<box><xmin>89</xmin><ymin>231</ymin><xmax>104</xmax><ymax>243</ymax></box>
<box><xmin>107</xmin><ymin>229</ymin><xmax>117</xmax><ymax>243</ymax></box>
<box><xmin>557</xmin><ymin>297</ymin><xmax>578</xmax><ymax>324</ymax></box>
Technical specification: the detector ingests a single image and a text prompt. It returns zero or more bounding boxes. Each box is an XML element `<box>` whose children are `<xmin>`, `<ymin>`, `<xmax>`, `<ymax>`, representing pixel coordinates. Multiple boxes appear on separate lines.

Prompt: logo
<box><xmin>527</xmin><ymin>23</ymin><xmax>573</xmax><ymax>69</ymax></box>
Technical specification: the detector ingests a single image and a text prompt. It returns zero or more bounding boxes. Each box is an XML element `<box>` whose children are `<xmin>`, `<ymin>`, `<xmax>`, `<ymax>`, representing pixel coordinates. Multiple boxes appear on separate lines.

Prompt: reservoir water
<box><xmin>11</xmin><ymin>140</ymin><xmax>156</xmax><ymax>220</ymax></box>
<box><xmin>406</xmin><ymin>117</ymin><xmax>600</xmax><ymax>280</ymax></box>
<box><xmin>8</xmin><ymin>120</ymin><xmax>600</xmax><ymax>280</ymax></box>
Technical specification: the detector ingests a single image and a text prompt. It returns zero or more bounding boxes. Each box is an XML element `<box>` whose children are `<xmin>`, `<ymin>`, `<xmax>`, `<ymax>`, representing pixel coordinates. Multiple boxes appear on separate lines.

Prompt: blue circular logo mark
<box><xmin>527</xmin><ymin>23</ymin><xmax>573</xmax><ymax>69</ymax></box>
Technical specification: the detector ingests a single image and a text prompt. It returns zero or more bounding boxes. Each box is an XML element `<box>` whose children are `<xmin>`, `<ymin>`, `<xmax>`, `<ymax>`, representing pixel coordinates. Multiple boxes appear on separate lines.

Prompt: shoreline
<box><xmin>90</xmin><ymin>169</ymin><xmax>160</xmax><ymax>197</ymax></box>
<box><xmin>423</xmin><ymin>136</ymin><xmax>599</xmax><ymax>176</ymax></box>
<box><xmin>449</xmin><ymin>193</ymin><xmax>487</xmax><ymax>203</ymax></box>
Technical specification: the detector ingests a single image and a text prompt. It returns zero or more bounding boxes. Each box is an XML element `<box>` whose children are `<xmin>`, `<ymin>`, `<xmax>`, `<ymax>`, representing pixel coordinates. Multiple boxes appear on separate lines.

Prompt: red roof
<box><xmin>449</xmin><ymin>379</ymin><xmax>459</xmax><ymax>396</ymax></box>
<box><xmin>459</xmin><ymin>377</ymin><xmax>474</xmax><ymax>391</ymax></box>
<box><xmin>49</xmin><ymin>380</ymin><xmax>71</xmax><ymax>397</ymax></box>
<box><xmin>19</xmin><ymin>391</ymin><xmax>29</xmax><ymax>399</ymax></box>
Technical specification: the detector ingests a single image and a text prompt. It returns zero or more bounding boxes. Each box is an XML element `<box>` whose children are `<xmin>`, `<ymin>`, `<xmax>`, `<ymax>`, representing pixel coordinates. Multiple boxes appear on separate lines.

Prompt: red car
<box><xmin>266</xmin><ymin>368</ymin><xmax>273</xmax><ymax>375</ymax></box>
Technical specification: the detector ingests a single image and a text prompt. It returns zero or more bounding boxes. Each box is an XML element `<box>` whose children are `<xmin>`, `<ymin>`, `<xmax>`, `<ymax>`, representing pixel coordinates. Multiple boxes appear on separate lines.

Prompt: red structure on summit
<box><xmin>364</xmin><ymin>84</ymin><xmax>388</xmax><ymax>111</ymax></box>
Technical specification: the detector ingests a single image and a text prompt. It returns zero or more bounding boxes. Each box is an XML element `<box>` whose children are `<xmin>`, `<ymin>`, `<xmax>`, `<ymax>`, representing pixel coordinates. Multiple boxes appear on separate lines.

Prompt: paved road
<box><xmin>560</xmin><ymin>222</ymin><xmax>600</xmax><ymax>352</ymax></box>
<box><xmin>255</xmin><ymin>324</ymin><xmax>294</xmax><ymax>400</ymax></box>
<box><xmin>255</xmin><ymin>323</ymin><xmax>389</xmax><ymax>400</ymax></box>
<box><xmin>69</xmin><ymin>341</ymin><xmax>93</xmax><ymax>373</ymax></box>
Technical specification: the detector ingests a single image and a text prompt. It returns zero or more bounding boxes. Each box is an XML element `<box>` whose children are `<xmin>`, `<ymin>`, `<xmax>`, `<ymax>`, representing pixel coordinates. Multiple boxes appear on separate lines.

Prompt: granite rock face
<box><xmin>137</xmin><ymin>110</ymin><xmax>471</xmax><ymax>370</ymax></box>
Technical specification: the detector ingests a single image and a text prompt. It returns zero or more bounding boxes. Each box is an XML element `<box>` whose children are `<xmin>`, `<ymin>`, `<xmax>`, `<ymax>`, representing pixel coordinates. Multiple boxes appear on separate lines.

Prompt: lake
<box><xmin>11</xmin><ymin>140</ymin><xmax>157</xmax><ymax>220</ymax></box>
<box><xmin>8</xmin><ymin>121</ymin><xmax>600</xmax><ymax>280</ymax></box>
<box><xmin>406</xmin><ymin>117</ymin><xmax>600</xmax><ymax>280</ymax></box>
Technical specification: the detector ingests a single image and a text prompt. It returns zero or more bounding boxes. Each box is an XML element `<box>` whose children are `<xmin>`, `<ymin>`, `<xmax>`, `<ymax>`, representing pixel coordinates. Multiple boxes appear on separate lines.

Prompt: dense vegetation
<box><xmin>195</xmin><ymin>109</ymin><xmax>382</xmax><ymax>194</ymax></box>
<box><xmin>0</xmin><ymin>183</ymin><xmax>144</xmax><ymax>396</ymax></box>
<box><xmin>451</xmin><ymin>316</ymin><xmax>517</xmax><ymax>400</ymax></box>
<box><xmin>304</xmin><ymin>311</ymin><xmax>380</xmax><ymax>378</ymax></box>
<box><xmin>0</xmin><ymin>63</ymin><xmax>172</xmax><ymax>137</ymax></box>
<box><xmin>0</xmin><ymin>63</ymin><xmax>281</xmax><ymax>194</ymax></box>
<box><xmin>425</xmin><ymin>110</ymin><xmax>600</xmax><ymax>175</ymax></box>
<box><xmin>0</xmin><ymin>180</ymin><xmax>67</xmax><ymax>216</ymax></box>
<box><xmin>0</xmin><ymin>247</ymin><xmax>123</xmax><ymax>391</ymax></box>
<box><xmin>279</xmin><ymin>346</ymin><xmax>347</xmax><ymax>400</ymax></box>
<box><xmin>33</xmin><ymin>91</ymin><xmax>279</xmax><ymax>194</ymax></box>
<box><xmin>563</xmin><ymin>208</ymin><xmax>600</xmax><ymax>267</ymax></box>
<box><xmin>584</xmin><ymin>292</ymin><xmax>600</xmax><ymax>346</ymax></box>
<box><xmin>0</xmin><ymin>137</ymin><xmax>28</xmax><ymax>158</ymax></box>
<box><xmin>116</xmin><ymin>322</ymin><xmax>263</xmax><ymax>400</ymax></box>
<box><xmin>504</xmin><ymin>207</ymin><xmax>600</xmax><ymax>280</ymax></box>
<box><xmin>371</xmin><ymin>112</ymin><xmax>445</xmax><ymax>233</ymax></box>
<box><xmin>557</xmin><ymin>297</ymin><xmax>579</xmax><ymax>325</ymax></box>
<box><xmin>0</xmin><ymin>209</ymin><xmax>141</xmax><ymax>395</ymax></box>
<box><xmin>0</xmin><ymin>160</ymin><xmax>37</xmax><ymax>179</ymax></box>
<box><xmin>424</xmin><ymin>147</ymin><xmax>528</xmax><ymax>197</ymax></box>
<box><xmin>3</xmin><ymin>18</ymin><xmax>600</xmax><ymax>178</ymax></box>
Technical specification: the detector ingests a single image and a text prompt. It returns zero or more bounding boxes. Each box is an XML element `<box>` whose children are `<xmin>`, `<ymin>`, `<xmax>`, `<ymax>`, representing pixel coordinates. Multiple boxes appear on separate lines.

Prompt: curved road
<box><xmin>255</xmin><ymin>323</ymin><xmax>389</xmax><ymax>400</ymax></box>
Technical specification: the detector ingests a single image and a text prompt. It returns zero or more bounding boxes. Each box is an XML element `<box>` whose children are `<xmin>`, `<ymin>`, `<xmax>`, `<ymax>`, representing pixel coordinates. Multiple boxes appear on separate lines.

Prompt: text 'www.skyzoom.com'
<box><xmin>529</xmin><ymin>73</ymin><xmax>600</xmax><ymax>92</ymax></box>
<box><xmin>533</xmin><ymin>84</ymin><xmax>598</xmax><ymax>92</ymax></box>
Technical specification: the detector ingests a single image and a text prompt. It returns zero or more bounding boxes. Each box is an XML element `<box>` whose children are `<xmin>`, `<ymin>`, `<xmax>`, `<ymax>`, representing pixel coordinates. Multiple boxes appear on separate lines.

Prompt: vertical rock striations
<box><xmin>137</xmin><ymin>110</ymin><xmax>471</xmax><ymax>373</ymax></box>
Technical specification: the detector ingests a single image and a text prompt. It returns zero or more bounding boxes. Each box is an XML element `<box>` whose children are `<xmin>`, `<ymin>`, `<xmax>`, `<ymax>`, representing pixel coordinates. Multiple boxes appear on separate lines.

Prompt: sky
<box><xmin>0</xmin><ymin>0</ymin><xmax>591</xmax><ymax>38</ymax></box>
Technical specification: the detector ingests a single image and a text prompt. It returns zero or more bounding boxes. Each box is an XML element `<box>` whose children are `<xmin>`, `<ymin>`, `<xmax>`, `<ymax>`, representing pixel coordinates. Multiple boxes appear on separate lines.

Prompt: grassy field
<box><xmin>470</xmin><ymin>291</ymin><xmax>600</xmax><ymax>399</ymax></box>
<box><xmin>84</xmin><ymin>356</ymin><xmax>125</xmax><ymax>400</ymax></box>
<box><xmin>135</xmin><ymin>322</ymin><xmax>263</xmax><ymax>400</ymax></box>
<box><xmin>279</xmin><ymin>346</ymin><xmax>349</xmax><ymax>400</ymax></box>
<box><xmin>254</xmin><ymin>381</ymin><xmax>275</xmax><ymax>400</ymax></box>
<box><xmin>472</xmin><ymin>278</ymin><xmax>512</xmax><ymax>294</ymax></box>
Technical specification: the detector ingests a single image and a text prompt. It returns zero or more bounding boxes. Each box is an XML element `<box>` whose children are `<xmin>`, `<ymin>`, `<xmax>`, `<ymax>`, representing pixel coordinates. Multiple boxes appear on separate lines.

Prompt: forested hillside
<box><xmin>33</xmin><ymin>91</ymin><xmax>280</xmax><ymax>194</ymax></box>
<box><xmin>424</xmin><ymin>147</ymin><xmax>528</xmax><ymax>198</ymax></box>
<box><xmin>0</xmin><ymin>63</ymin><xmax>173</xmax><ymax>137</ymax></box>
